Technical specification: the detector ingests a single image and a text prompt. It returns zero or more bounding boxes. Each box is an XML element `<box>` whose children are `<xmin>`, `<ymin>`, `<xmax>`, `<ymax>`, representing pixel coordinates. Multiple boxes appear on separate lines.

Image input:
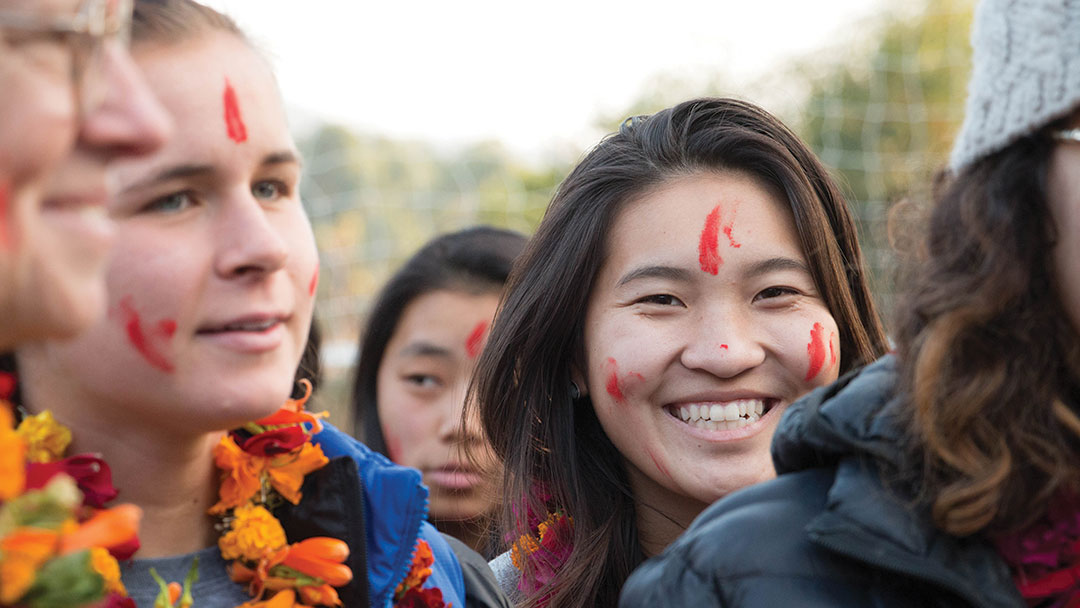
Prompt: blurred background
<box><xmin>204</xmin><ymin>0</ymin><xmax>974</xmax><ymax>426</ymax></box>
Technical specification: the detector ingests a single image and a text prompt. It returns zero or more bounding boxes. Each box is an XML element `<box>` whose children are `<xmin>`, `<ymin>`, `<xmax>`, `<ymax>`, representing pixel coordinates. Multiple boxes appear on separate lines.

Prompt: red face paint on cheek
<box><xmin>605</xmin><ymin>357</ymin><xmax>626</xmax><ymax>404</ymax></box>
<box><xmin>465</xmin><ymin>321</ymin><xmax>488</xmax><ymax>359</ymax></box>
<box><xmin>829</xmin><ymin>332</ymin><xmax>837</xmax><ymax>368</ymax></box>
<box><xmin>0</xmin><ymin>182</ymin><xmax>10</xmax><ymax>249</ymax></box>
<box><xmin>804</xmin><ymin>322</ymin><xmax>827</xmax><ymax>382</ymax></box>
<box><xmin>118</xmin><ymin>296</ymin><xmax>175</xmax><ymax>373</ymax></box>
<box><xmin>308</xmin><ymin>264</ymin><xmax>319</xmax><ymax>298</ymax></box>
<box><xmin>223</xmin><ymin>79</ymin><xmax>248</xmax><ymax>143</ymax></box>
<box><xmin>698</xmin><ymin>205</ymin><xmax>722</xmax><ymax>275</ymax></box>
<box><xmin>645</xmin><ymin>447</ymin><xmax>674</xmax><ymax>484</ymax></box>
<box><xmin>384</xmin><ymin>431</ymin><xmax>402</xmax><ymax>462</ymax></box>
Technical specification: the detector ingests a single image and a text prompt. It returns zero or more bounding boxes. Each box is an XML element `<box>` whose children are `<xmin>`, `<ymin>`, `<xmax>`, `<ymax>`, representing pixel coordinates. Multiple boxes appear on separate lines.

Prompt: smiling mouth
<box><xmin>665</xmin><ymin>399</ymin><xmax>777</xmax><ymax>431</ymax></box>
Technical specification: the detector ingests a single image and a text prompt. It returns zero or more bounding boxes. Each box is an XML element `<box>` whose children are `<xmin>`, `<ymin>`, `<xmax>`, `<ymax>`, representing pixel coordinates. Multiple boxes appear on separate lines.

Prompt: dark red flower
<box><xmin>25</xmin><ymin>454</ymin><xmax>118</xmax><ymax>508</ymax></box>
<box><xmin>233</xmin><ymin>426</ymin><xmax>307</xmax><ymax>457</ymax></box>
<box><xmin>107</xmin><ymin>535</ymin><xmax>141</xmax><ymax>561</ymax></box>
<box><xmin>396</xmin><ymin>586</ymin><xmax>447</xmax><ymax>608</ymax></box>
<box><xmin>101</xmin><ymin>592</ymin><xmax>137</xmax><ymax>608</ymax></box>
<box><xmin>0</xmin><ymin>372</ymin><xmax>15</xmax><ymax>399</ymax></box>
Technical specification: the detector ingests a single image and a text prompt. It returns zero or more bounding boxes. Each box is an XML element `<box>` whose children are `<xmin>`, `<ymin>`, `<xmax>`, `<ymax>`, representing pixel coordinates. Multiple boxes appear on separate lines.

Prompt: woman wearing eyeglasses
<box><xmin>620</xmin><ymin>1</ymin><xmax>1080</xmax><ymax>606</ymax></box>
<box><xmin>0</xmin><ymin>0</ymin><xmax>169</xmax><ymax>346</ymax></box>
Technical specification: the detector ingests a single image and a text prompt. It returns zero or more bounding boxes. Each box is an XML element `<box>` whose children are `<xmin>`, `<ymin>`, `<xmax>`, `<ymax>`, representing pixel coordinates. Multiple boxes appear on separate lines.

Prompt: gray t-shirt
<box><xmin>121</xmin><ymin>546</ymin><xmax>252</xmax><ymax>607</ymax></box>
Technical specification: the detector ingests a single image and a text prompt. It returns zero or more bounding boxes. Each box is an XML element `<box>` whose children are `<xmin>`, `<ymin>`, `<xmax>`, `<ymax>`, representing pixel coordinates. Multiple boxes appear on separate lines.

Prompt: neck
<box><xmin>18</xmin><ymin>353</ymin><xmax>223</xmax><ymax>559</ymax></box>
<box><xmin>627</xmin><ymin>466</ymin><xmax>708</xmax><ymax>557</ymax></box>
<box><xmin>432</xmin><ymin>517</ymin><xmax>489</xmax><ymax>556</ymax></box>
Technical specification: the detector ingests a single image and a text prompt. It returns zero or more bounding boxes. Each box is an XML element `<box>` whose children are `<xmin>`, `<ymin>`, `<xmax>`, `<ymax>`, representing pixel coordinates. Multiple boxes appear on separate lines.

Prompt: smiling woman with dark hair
<box><xmin>471</xmin><ymin>97</ymin><xmax>889</xmax><ymax>607</ymax></box>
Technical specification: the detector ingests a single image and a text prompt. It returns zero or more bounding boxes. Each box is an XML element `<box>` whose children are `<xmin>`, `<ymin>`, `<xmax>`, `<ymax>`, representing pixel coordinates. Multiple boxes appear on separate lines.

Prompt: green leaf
<box><xmin>22</xmin><ymin>550</ymin><xmax>105</xmax><ymax>608</ymax></box>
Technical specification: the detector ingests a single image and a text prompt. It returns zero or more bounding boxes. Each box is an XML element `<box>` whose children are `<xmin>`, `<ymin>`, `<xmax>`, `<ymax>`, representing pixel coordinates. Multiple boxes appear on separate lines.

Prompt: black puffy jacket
<box><xmin>619</xmin><ymin>356</ymin><xmax>1025</xmax><ymax>608</ymax></box>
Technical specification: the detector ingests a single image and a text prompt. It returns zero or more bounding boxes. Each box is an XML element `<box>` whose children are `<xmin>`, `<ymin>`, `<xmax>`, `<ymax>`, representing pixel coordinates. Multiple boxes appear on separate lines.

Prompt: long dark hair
<box><xmin>350</xmin><ymin>226</ymin><xmax>527</xmax><ymax>454</ymax></box>
<box><xmin>472</xmin><ymin>97</ymin><xmax>889</xmax><ymax>607</ymax></box>
<box><xmin>896</xmin><ymin>118</ymin><xmax>1080</xmax><ymax>537</ymax></box>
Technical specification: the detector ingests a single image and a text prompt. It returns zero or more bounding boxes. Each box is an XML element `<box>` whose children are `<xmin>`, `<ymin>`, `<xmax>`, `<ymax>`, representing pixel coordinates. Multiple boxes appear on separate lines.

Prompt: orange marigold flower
<box><xmin>394</xmin><ymin>539</ymin><xmax>435</xmax><ymax>599</ymax></box>
<box><xmin>219</xmin><ymin>504</ymin><xmax>288</xmax><ymax>562</ymax></box>
<box><xmin>0</xmin><ymin>527</ymin><xmax>60</xmax><ymax>603</ymax></box>
<box><xmin>15</xmin><ymin>410</ymin><xmax>72</xmax><ymax>463</ymax></box>
<box><xmin>0</xmin><ymin>427</ymin><xmax>26</xmax><ymax>500</ymax></box>
<box><xmin>59</xmin><ymin>503</ymin><xmax>142</xmax><ymax>556</ymax></box>
<box><xmin>90</xmin><ymin>546</ymin><xmax>126</xmax><ymax>595</ymax></box>
<box><xmin>280</xmin><ymin>537</ymin><xmax>352</xmax><ymax>587</ymax></box>
<box><xmin>209</xmin><ymin>436</ymin><xmax>328</xmax><ymax>514</ymax></box>
<box><xmin>237</xmin><ymin>589</ymin><xmax>301</xmax><ymax>608</ymax></box>
<box><xmin>299</xmin><ymin>583</ymin><xmax>341</xmax><ymax>606</ymax></box>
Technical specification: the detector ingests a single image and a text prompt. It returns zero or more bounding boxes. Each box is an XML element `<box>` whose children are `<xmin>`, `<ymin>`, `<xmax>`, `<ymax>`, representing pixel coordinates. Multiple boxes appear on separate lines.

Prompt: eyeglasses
<box><xmin>0</xmin><ymin>0</ymin><xmax>133</xmax><ymax>117</ymax></box>
<box><xmin>1053</xmin><ymin>129</ymin><xmax>1080</xmax><ymax>143</ymax></box>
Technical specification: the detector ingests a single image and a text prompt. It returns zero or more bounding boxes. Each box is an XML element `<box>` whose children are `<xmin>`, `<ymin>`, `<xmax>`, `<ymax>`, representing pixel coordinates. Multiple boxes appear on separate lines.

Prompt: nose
<box><xmin>213</xmin><ymin>193</ymin><xmax>290</xmax><ymax>279</ymax></box>
<box><xmin>439</xmin><ymin>383</ymin><xmax>484</xmax><ymax>446</ymax></box>
<box><xmin>680</xmin><ymin>307</ymin><xmax>766</xmax><ymax>379</ymax></box>
<box><xmin>77</xmin><ymin>41</ymin><xmax>171</xmax><ymax>159</ymax></box>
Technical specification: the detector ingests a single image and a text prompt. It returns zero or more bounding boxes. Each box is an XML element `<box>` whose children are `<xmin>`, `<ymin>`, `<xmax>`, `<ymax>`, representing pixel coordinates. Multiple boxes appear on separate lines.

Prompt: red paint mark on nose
<box><xmin>805</xmin><ymin>322</ymin><xmax>826</xmax><ymax>381</ymax></box>
<box><xmin>645</xmin><ymin>447</ymin><xmax>674</xmax><ymax>484</ymax></box>
<box><xmin>698</xmin><ymin>205</ymin><xmax>722</xmax><ymax>275</ymax></box>
<box><xmin>720</xmin><ymin>344</ymin><xmax>729</xmax><ymax>350</ymax></box>
<box><xmin>118</xmin><ymin>296</ymin><xmax>175</xmax><ymax>373</ymax></box>
<box><xmin>308</xmin><ymin>264</ymin><xmax>319</xmax><ymax>297</ymax></box>
<box><xmin>465</xmin><ymin>321</ymin><xmax>488</xmax><ymax>359</ymax></box>
<box><xmin>828</xmin><ymin>332</ymin><xmax>837</xmax><ymax>367</ymax></box>
<box><xmin>223</xmin><ymin>79</ymin><xmax>248</xmax><ymax>143</ymax></box>
<box><xmin>605</xmin><ymin>357</ymin><xmax>625</xmax><ymax>404</ymax></box>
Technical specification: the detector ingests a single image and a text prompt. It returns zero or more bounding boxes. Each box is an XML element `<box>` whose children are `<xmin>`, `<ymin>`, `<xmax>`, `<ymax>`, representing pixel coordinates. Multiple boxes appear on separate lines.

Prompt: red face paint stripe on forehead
<box><xmin>698</xmin><ymin>205</ymin><xmax>722</xmax><ymax>275</ymax></box>
<box><xmin>804</xmin><ymin>322</ymin><xmax>826</xmax><ymax>382</ymax></box>
<box><xmin>722</xmin><ymin>221</ymin><xmax>741</xmax><ymax>248</ymax></box>
<box><xmin>118</xmin><ymin>296</ymin><xmax>175</xmax><ymax>373</ymax></box>
<box><xmin>605</xmin><ymin>357</ymin><xmax>625</xmax><ymax>404</ymax></box>
<box><xmin>465</xmin><ymin>321</ymin><xmax>488</xmax><ymax>359</ymax></box>
<box><xmin>223</xmin><ymin>79</ymin><xmax>248</xmax><ymax>143</ymax></box>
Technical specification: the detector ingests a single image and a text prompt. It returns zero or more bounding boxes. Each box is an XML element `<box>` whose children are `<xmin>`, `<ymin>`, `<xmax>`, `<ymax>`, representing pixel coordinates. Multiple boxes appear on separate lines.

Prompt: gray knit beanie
<box><xmin>949</xmin><ymin>0</ymin><xmax>1080</xmax><ymax>172</ymax></box>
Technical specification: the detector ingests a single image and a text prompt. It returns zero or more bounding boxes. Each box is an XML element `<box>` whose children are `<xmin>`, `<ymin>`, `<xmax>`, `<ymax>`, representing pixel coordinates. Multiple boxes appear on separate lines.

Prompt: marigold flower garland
<box><xmin>509</xmin><ymin>507</ymin><xmax>573</xmax><ymax>597</ymax></box>
<box><xmin>0</xmin><ymin>374</ymin><xmax>140</xmax><ymax>607</ymax></box>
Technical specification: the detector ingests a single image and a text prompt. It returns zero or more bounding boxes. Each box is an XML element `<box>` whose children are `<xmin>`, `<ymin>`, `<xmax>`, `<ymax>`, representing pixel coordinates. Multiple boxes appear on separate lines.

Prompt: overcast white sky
<box><xmin>202</xmin><ymin>0</ymin><xmax>888</xmax><ymax>156</ymax></box>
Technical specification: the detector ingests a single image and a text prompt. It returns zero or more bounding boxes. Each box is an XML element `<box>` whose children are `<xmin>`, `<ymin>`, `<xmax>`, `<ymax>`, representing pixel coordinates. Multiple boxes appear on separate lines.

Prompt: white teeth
<box><xmin>671</xmin><ymin>399</ymin><xmax>768</xmax><ymax>430</ymax></box>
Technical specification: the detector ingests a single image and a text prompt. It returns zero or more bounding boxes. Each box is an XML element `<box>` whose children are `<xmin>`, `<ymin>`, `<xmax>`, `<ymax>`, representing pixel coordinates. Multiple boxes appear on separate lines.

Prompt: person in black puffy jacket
<box><xmin>620</xmin><ymin>0</ymin><xmax>1080</xmax><ymax>606</ymax></box>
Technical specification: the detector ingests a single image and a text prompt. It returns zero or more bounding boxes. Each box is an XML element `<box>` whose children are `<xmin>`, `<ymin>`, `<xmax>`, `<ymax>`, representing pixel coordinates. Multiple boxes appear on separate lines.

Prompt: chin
<box><xmin>209</xmin><ymin>376</ymin><xmax>295</xmax><ymax>426</ymax></box>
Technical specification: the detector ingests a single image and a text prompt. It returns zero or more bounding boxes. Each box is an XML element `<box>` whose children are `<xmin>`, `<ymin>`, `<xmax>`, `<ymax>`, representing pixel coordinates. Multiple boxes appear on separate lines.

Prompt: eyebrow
<box><xmin>397</xmin><ymin>341</ymin><xmax>453</xmax><ymax>358</ymax></box>
<box><xmin>616</xmin><ymin>265</ymin><xmax>693</xmax><ymax>287</ymax></box>
<box><xmin>744</xmin><ymin>256</ymin><xmax>812</xmax><ymax>278</ymax></box>
<box><xmin>121</xmin><ymin>163</ymin><xmax>215</xmax><ymax>194</ymax></box>
<box><xmin>120</xmin><ymin>150</ymin><xmax>301</xmax><ymax>196</ymax></box>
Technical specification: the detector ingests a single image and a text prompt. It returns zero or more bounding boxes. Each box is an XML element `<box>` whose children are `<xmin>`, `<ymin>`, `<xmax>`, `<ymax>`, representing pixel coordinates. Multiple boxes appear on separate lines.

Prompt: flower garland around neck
<box><xmin>508</xmin><ymin>494</ymin><xmax>573</xmax><ymax>598</ymax></box>
<box><xmin>0</xmin><ymin>371</ymin><xmax>141</xmax><ymax>608</ymax></box>
<box><xmin>995</xmin><ymin>490</ymin><xmax>1080</xmax><ymax>608</ymax></box>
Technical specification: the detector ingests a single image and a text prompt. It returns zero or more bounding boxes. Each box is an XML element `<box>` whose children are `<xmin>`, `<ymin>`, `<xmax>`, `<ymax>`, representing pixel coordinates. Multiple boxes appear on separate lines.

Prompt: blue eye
<box><xmin>252</xmin><ymin>180</ymin><xmax>286</xmax><ymax>201</ymax></box>
<box><xmin>144</xmin><ymin>191</ymin><xmax>193</xmax><ymax>213</ymax></box>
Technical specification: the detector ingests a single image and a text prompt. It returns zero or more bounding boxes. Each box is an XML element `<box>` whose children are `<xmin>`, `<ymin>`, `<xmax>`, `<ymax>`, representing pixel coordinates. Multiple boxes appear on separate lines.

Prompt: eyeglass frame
<box><xmin>0</xmin><ymin>0</ymin><xmax>133</xmax><ymax>116</ymax></box>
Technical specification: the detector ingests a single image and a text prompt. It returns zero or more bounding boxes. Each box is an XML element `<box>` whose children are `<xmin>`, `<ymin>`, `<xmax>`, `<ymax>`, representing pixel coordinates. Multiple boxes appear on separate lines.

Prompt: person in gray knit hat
<box><xmin>618</xmin><ymin>0</ymin><xmax>1080</xmax><ymax>606</ymax></box>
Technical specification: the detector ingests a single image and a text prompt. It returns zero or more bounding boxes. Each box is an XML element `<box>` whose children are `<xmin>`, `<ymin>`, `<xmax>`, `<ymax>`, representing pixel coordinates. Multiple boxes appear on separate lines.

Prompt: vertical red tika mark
<box><xmin>828</xmin><ymin>332</ymin><xmax>837</xmax><ymax>368</ymax></box>
<box><xmin>721</xmin><ymin>204</ymin><xmax>741</xmax><ymax>248</ymax></box>
<box><xmin>223</xmin><ymin>79</ymin><xmax>248</xmax><ymax>143</ymax></box>
<box><xmin>118</xmin><ymin>296</ymin><xmax>175</xmax><ymax>373</ymax></box>
<box><xmin>698</xmin><ymin>205</ymin><xmax>722</xmax><ymax>275</ymax></box>
<box><xmin>804</xmin><ymin>322</ymin><xmax>827</xmax><ymax>382</ymax></box>
<box><xmin>308</xmin><ymin>264</ymin><xmax>319</xmax><ymax>297</ymax></box>
<box><xmin>605</xmin><ymin>357</ymin><xmax>625</xmax><ymax>404</ymax></box>
<box><xmin>465</xmin><ymin>321</ymin><xmax>488</xmax><ymax>359</ymax></box>
<box><xmin>645</xmin><ymin>448</ymin><xmax>674</xmax><ymax>484</ymax></box>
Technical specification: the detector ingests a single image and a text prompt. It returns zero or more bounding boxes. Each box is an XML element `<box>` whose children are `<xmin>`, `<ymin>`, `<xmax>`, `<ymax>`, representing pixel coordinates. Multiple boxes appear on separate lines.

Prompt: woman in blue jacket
<box><xmin>620</xmin><ymin>0</ymin><xmax>1080</xmax><ymax>605</ymax></box>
